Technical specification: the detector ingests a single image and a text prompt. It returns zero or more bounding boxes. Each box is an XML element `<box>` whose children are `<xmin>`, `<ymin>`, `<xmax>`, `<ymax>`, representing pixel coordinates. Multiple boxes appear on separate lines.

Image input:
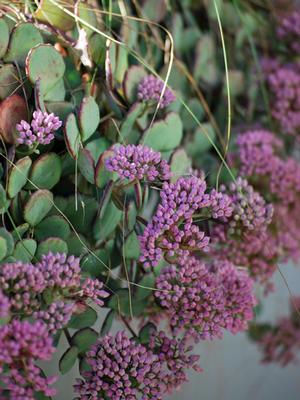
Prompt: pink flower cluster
<box><xmin>262</xmin><ymin>61</ymin><xmax>300</xmax><ymax>135</ymax></box>
<box><xmin>74</xmin><ymin>330</ymin><xmax>163</xmax><ymax>399</ymax></box>
<box><xmin>74</xmin><ymin>329</ymin><xmax>201</xmax><ymax>399</ymax></box>
<box><xmin>223</xmin><ymin>177</ymin><xmax>273</xmax><ymax>235</ymax></box>
<box><xmin>257</xmin><ymin>297</ymin><xmax>300</xmax><ymax>366</ymax></box>
<box><xmin>137</xmin><ymin>75</ymin><xmax>176</xmax><ymax>108</ymax></box>
<box><xmin>0</xmin><ymin>253</ymin><xmax>108</xmax><ymax>331</ymax></box>
<box><xmin>0</xmin><ymin>320</ymin><xmax>57</xmax><ymax>399</ymax></box>
<box><xmin>105</xmin><ymin>144</ymin><xmax>171</xmax><ymax>182</ymax></box>
<box><xmin>277</xmin><ymin>10</ymin><xmax>300</xmax><ymax>54</ymax></box>
<box><xmin>0</xmin><ymin>289</ymin><xmax>10</xmax><ymax>318</ymax></box>
<box><xmin>155</xmin><ymin>256</ymin><xmax>256</xmax><ymax>341</ymax></box>
<box><xmin>16</xmin><ymin>110</ymin><xmax>62</xmax><ymax>146</ymax></box>
<box><xmin>149</xmin><ymin>330</ymin><xmax>202</xmax><ymax>393</ymax></box>
<box><xmin>139</xmin><ymin>176</ymin><xmax>232</xmax><ymax>267</ymax></box>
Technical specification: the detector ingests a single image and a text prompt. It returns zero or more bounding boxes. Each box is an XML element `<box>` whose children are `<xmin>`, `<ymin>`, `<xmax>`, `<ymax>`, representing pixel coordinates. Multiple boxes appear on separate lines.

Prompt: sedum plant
<box><xmin>0</xmin><ymin>0</ymin><xmax>300</xmax><ymax>399</ymax></box>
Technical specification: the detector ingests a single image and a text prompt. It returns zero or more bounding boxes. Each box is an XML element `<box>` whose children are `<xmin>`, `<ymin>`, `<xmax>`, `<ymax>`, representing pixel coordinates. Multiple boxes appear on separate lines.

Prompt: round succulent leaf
<box><xmin>123</xmin><ymin>231</ymin><xmax>140</xmax><ymax>260</ymax></box>
<box><xmin>85</xmin><ymin>137</ymin><xmax>110</xmax><ymax>163</ymax></box>
<box><xmin>65</xmin><ymin>233</ymin><xmax>87</xmax><ymax>257</ymax></box>
<box><xmin>36</xmin><ymin>237</ymin><xmax>68</xmax><ymax>259</ymax></box>
<box><xmin>79</xmin><ymin>96</ymin><xmax>100</xmax><ymax>142</ymax></box>
<box><xmin>0</xmin><ymin>237</ymin><xmax>8</xmax><ymax>261</ymax></box>
<box><xmin>95</xmin><ymin>149</ymin><xmax>118</xmax><ymax>189</ymax></box>
<box><xmin>28</xmin><ymin>153</ymin><xmax>62</xmax><ymax>190</ymax></box>
<box><xmin>81</xmin><ymin>248</ymin><xmax>110</xmax><ymax>278</ymax></box>
<box><xmin>123</xmin><ymin>65</ymin><xmax>147</xmax><ymax>103</ymax></box>
<box><xmin>64</xmin><ymin>196</ymin><xmax>98</xmax><ymax>235</ymax></box>
<box><xmin>59</xmin><ymin>346</ymin><xmax>78</xmax><ymax>375</ymax></box>
<box><xmin>26</xmin><ymin>44</ymin><xmax>66</xmax><ymax>95</ymax></box>
<box><xmin>169</xmin><ymin>148</ymin><xmax>191</xmax><ymax>183</ymax></box>
<box><xmin>142</xmin><ymin>112</ymin><xmax>183</xmax><ymax>151</ymax></box>
<box><xmin>135</xmin><ymin>274</ymin><xmax>155</xmax><ymax>301</ymax></box>
<box><xmin>0</xmin><ymin>228</ymin><xmax>14</xmax><ymax>256</ymax></box>
<box><xmin>100</xmin><ymin>309</ymin><xmax>116</xmax><ymax>336</ymax></box>
<box><xmin>78</xmin><ymin>2</ymin><xmax>98</xmax><ymax>37</ymax></box>
<box><xmin>0</xmin><ymin>94</ymin><xmax>27</xmax><ymax>144</ymax></box>
<box><xmin>7</xmin><ymin>156</ymin><xmax>32</xmax><ymax>198</ymax></box>
<box><xmin>78</xmin><ymin>148</ymin><xmax>95</xmax><ymax>184</ymax></box>
<box><xmin>34</xmin><ymin>0</ymin><xmax>75</xmax><ymax>32</ymax></box>
<box><xmin>186</xmin><ymin>123</ymin><xmax>216</xmax><ymax>156</ymax></box>
<box><xmin>35</xmin><ymin>215</ymin><xmax>70</xmax><ymax>241</ymax></box>
<box><xmin>24</xmin><ymin>189</ymin><xmax>53</xmax><ymax>226</ymax></box>
<box><xmin>0</xmin><ymin>184</ymin><xmax>8</xmax><ymax>212</ymax></box>
<box><xmin>93</xmin><ymin>201</ymin><xmax>122</xmax><ymax>242</ymax></box>
<box><xmin>88</xmin><ymin>33</ymin><xmax>106</xmax><ymax>66</ymax></box>
<box><xmin>68</xmin><ymin>306</ymin><xmax>97</xmax><ymax>329</ymax></box>
<box><xmin>64</xmin><ymin>113</ymin><xmax>81</xmax><ymax>158</ymax></box>
<box><xmin>120</xmin><ymin>102</ymin><xmax>145</xmax><ymax>141</ymax></box>
<box><xmin>71</xmin><ymin>328</ymin><xmax>98</xmax><ymax>355</ymax></box>
<box><xmin>194</xmin><ymin>34</ymin><xmax>219</xmax><ymax>86</ymax></box>
<box><xmin>13</xmin><ymin>239</ymin><xmax>37</xmax><ymax>262</ymax></box>
<box><xmin>0</xmin><ymin>18</ymin><xmax>9</xmax><ymax>58</ymax></box>
<box><xmin>181</xmin><ymin>98</ymin><xmax>205</xmax><ymax>130</ymax></box>
<box><xmin>108</xmin><ymin>288</ymin><xmax>147</xmax><ymax>317</ymax></box>
<box><xmin>4</xmin><ymin>22</ymin><xmax>43</xmax><ymax>66</ymax></box>
<box><xmin>11</xmin><ymin>223</ymin><xmax>30</xmax><ymax>242</ymax></box>
<box><xmin>0</xmin><ymin>64</ymin><xmax>20</xmax><ymax>100</ymax></box>
<box><xmin>43</xmin><ymin>78</ymin><xmax>65</xmax><ymax>102</ymax></box>
<box><xmin>45</xmin><ymin>101</ymin><xmax>74</xmax><ymax>122</ymax></box>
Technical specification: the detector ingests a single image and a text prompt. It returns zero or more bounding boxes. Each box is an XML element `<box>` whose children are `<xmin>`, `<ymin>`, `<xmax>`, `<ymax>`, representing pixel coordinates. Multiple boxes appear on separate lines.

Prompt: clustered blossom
<box><xmin>81</xmin><ymin>278</ymin><xmax>109</xmax><ymax>307</ymax></box>
<box><xmin>263</xmin><ymin>62</ymin><xmax>300</xmax><ymax>135</ymax></box>
<box><xmin>139</xmin><ymin>176</ymin><xmax>212</xmax><ymax>267</ymax></box>
<box><xmin>223</xmin><ymin>177</ymin><xmax>273</xmax><ymax>234</ymax></box>
<box><xmin>16</xmin><ymin>110</ymin><xmax>62</xmax><ymax>145</ymax></box>
<box><xmin>209</xmin><ymin>189</ymin><xmax>233</xmax><ymax>220</ymax></box>
<box><xmin>0</xmin><ymin>289</ymin><xmax>10</xmax><ymax>318</ymax></box>
<box><xmin>137</xmin><ymin>75</ymin><xmax>176</xmax><ymax>108</ymax></box>
<box><xmin>0</xmin><ymin>320</ymin><xmax>56</xmax><ymax>399</ymax></box>
<box><xmin>212</xmin><ymin>226</ymin><xmax>278</xmax><ymax>288</ymax></box>
<box><xmin>105</xmin><ymin>144</ymin><xmax>171</xmax><ymax>182</ymax></box>
<box><xmin>236</xmin><ymin>129</ymin><xmax>282</xmax><ymax>176</ymax></box>
<box><xmin>36</xmin><ymin>252</ymin><xmax>81</xmax><ymax>289</ymax></box>
<box><xmin>155</xmin><ymin>256</ymin><xmax>256</xmax><ymax>341</ymax></box>
<box><xmin>0</xmin><ymin>261</ymin><xmax>46</xmax><ymax>314</ymax></box>
<box><xmin>149</xmin><ymin>331</ymin><xmax>202</xmax><ymax>393</ymax></box>
<box><xmin>277</xmin><ymin>10</ymin><xmax>300</xmax><ymax>54</ymax></box>
<box><xmin>231</xmin><ymin>129</ymin><xmax>300</xmax><ymax>284</ymax></box>
<box><xmin>33</xmin><ymin>301</ymin><xmax>74</xmax><ymax>334</ymax></box>
<box><xmin>256</xmin><ymin>297</ymin><xmax>300</xmax><ymax>366</ymax></box>
<box><xmin>74</xmin><ymin>330</ymin><xmax>163</xmax><ymax>400</ymax></box>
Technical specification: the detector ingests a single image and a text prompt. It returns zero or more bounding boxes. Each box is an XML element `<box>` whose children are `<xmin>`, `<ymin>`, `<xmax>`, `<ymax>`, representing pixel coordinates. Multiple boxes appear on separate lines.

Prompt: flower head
<box><xmin>74</xmin><ymin>330</ymin><xmax>163</xmax><ymax>399</ymax></box>
<box><xmin>0</xmin><ymin>261</ymin><xmax>46</xmax><ymax>314</ymax></box>
<box><xmin>33</xmin><ymin>301</ymin><xmax>74</xmax><ymax>334</ymax></box>
<box><xmin>277</xmin><ymin>10</ymin><xmax>300</xmax><ymax>54</ymax></box>
<box><xmin>137</xmin><ymin>75</ymin><xmax>176</xmax><ymax>108</ymax></box>
<box><xmin>105</xmin><ymin>144</ymin><xmax>171</xmax><ymax>182</ymax></box>
<box><xmin>0</xmin><ymin>320</ymin><xmax>56</xmax><ymax>399</ymax></box>
<box><xmin>0</xmin><ymin>289</ymin><xmax>10</xmax><ymax>318</ymax></box>
<box><xmin>17</xmin><ymin>110</ymin><xmax>62</xmax><ymax>146</ymax></box>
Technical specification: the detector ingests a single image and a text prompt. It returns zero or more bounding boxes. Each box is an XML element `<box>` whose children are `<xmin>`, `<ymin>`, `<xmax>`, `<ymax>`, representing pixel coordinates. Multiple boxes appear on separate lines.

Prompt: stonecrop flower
<box><xmin>137</xmin><ymin>74</ymin><xmax>176</xmax><ymax>108</ymax></box>
<box><xmin>149</xmin><ymin>330</ymin><xmax>202</xmax><ymax>394</ymax></box>
<box><xmin>265</xmin><ymin>63</ymin><xmax>300</xmax><ymax>135</ymax></box>
<box><xmin>17</xmin><ymin>110</ymin><xmax>62</xmax><ymax>145</ymax></box>
<box><xmin>0</xmin><ymin>261</ymin><xmax>46</xmax><ymax>314</ymax></box>
<box><xmin>33</xmin><ymin>301</ymin><xmax>74</xmax><ymax>334</ymax></box>
<box><xmin>209</xmin><ymin>189</ymin><xmax>233</xmax><ymax>220</ymax></box>
<box><xmin>0</xmin><ymin>289</ymin><xmax>10</xmax><ymax>318</ymax></box>
<box><xmin>277</xmin><ymin>10</ymin><xmax>300</xmax><ymax>54</ymax></box>
<box><xmin>105</xmin><ymin>144</ymin><xmax>171</xmax><ymax>182</ymax></box>
<box><xmin>74</xmin><ymin>330</ymin><xmax>163</xmax><ymax>400</ymax></box>
<box><xmin>259</xmin><ymin>318</ymin><xmax>300</xmax><ymax>366</ymax></box>
<box><xmin>236</xmin><ymin>130</ymin><xmax>283</xmax><ymax>177</ymax></box>
<box><xmin>223</xmin><ymin>177</ymin><xmax>273</xmax><ymax>234</ymax></box>
<box><xmin>0</xmin><ymin>320</ymin><xmax>56</xmax><ymax>399</ymax></box>
<box><xmin>139</xmin><ymin>176</ymin><xmax>212</xmax><ymax>267</ymax></box>
<box><xmin>36</xmin><ymin>252</ymin><xmax>81</xmax><ymax>289</ymax></box>
<box><xmin>80</xmin><ymin>278</ymin><xmax>109</xmax><ymax>307</ymax></box>
<box><xmin>155</xmin><ymin>256</ymin><xmax>256</xmax><ymax>341</ymax></box>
